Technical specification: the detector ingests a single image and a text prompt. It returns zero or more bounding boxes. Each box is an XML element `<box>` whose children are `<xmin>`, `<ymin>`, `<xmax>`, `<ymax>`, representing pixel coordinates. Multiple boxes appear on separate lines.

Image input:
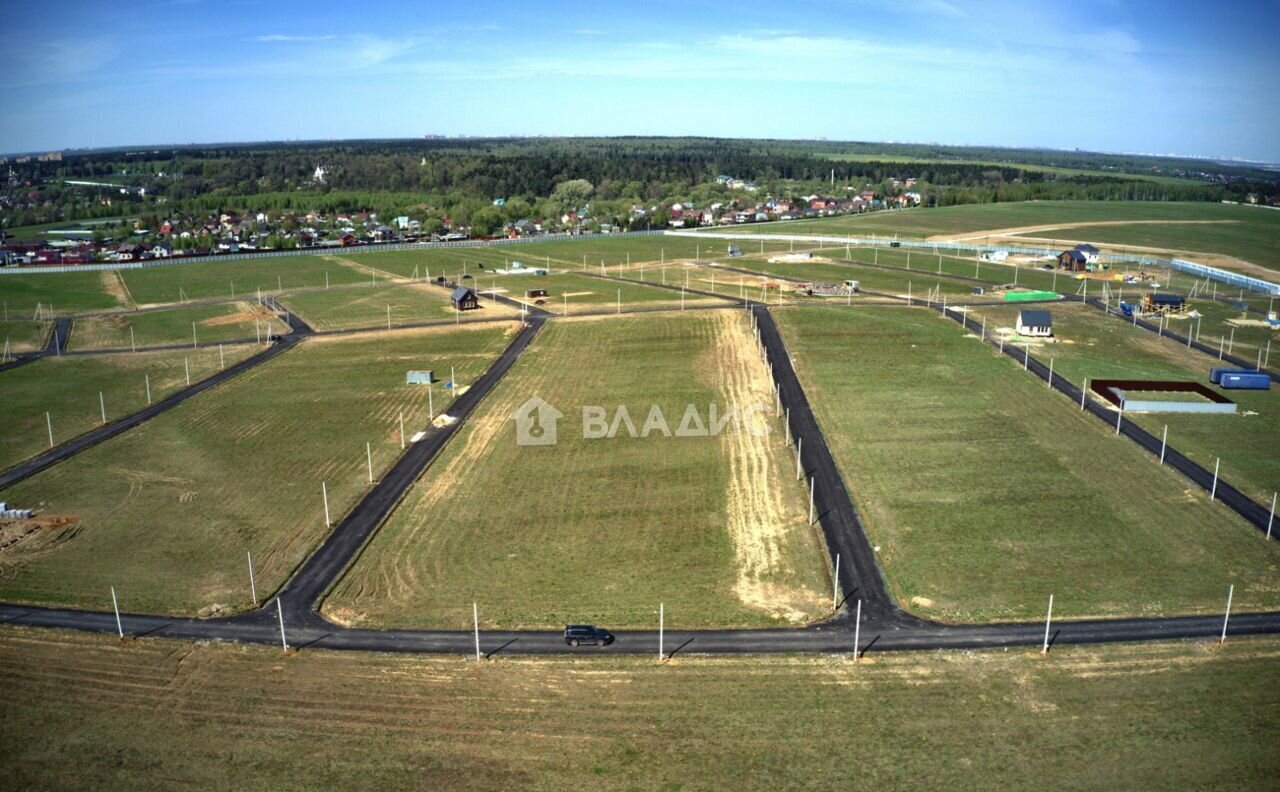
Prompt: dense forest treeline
<box><xmin>3</xmin><ymin>137</ymin><xmax>1276</xmax><ymax>231</ymax></box>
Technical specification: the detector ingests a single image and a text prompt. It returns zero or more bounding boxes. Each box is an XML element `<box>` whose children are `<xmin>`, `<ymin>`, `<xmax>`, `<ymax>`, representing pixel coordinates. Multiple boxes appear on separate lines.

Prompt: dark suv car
<box><xmin>564</xmin><ymin>624</ymin><xmax>613</xmax><ymax>647</ymax></box>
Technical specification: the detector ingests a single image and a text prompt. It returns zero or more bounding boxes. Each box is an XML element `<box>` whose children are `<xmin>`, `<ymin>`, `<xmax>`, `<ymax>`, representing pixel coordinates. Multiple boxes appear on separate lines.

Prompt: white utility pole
<box><xmin>1221</xmin><ymin>584</ymin><xmax>1233</xmax><ymax>644</ymax></box>
<box><xmin>399</xmin><ymin>411</ymin><xmax>405</xmax><ymax>449</ymax></box>
<box><xmin>853</xmin><ymin>599</ymin><xmax>862</xmax><ymax>660</ymax></box>
<box><xmin>111</xmin><ymin>586</ymin><xmax>124</xmax><ymax>638</ymax></box>
<box><xmin>832</xmin><ymin>553</ymin><xmax>840</xmax><ymax>611</ymax></box>
<box><xmin>46</xmin><ymin>412</ymin><xmax>54</xmax><ymax>447</ymax></box>
<box><xmin>808</xmin><ymin>477</ymin><xmax>816</xmax><ymax>526</ymax></box>
<box><xmin>1210</xmin><ymin>458</ymin><xmax>1220</xmax><ymax>501</ymax></box>
<box><xmin>1266</xmin><ymin>492</ymin><xmax>1276</xmax><ymax>540</ymax></box>
<box><xmin>366</xmin><ymin>442</ymin><xmax>373</xmax><ymax>483</ymax></box>
<box><xmin>659</xmin><ymin>602</ymin><xmax>665</xmax><ymax>662</ymax></box>
<box><xmin>247</xmin><ymin>551</ymin><xmax>258</xmax><ymax>606</ymax></box>
<box><xmin>184</xmin><ymin>357</ymin><xmax>190</xmax><ymax>386</ymax></box>
<box><xmin>1042</xmin><ymin>593</ymin><xmax>1054</xmax><ymax>654</ymax></box>
<box><xmin>322</xmin><ymin>482</ymin><xmax>331</xmax><ymax>527</ymax></box>
<box><xmin>277</xmin><ymin>598</ymin><xmax>288</xmax><ymax>650</ymax></box>
<box><xmin>99</xmin><ymin>391</ymin><xmax>106</xmax><ymax>424</ymax></box>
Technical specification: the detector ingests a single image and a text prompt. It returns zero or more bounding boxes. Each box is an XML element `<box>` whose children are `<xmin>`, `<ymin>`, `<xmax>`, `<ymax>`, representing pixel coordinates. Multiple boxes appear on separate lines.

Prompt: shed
<box><xmin>406</xmin><ymin>370</ymin><xmax>435</xmax><ymax>385</ymax></box>
<box><xmin>1142</xmin><ymin>292</ymin><xmax>1186</xmax><ymax>315</ymax></box>
<box><xmin>452</xmin><ymin>286</ymin><xmax>479</xmax><ymax>311</ymax></box>
<box><xmin>1016</xmin><ymin>309</ymin><xmax>1053</xmax><ymax>337</ymax></box>
<box><xmin>1057</xmin><ymin>250</ymin><xmax>1087</xmax><ymax>272</ymax></box>
<box><xmin>526</xmin><ymin>288</ymin><xmax>548</xmax><ymax>299</ymax></box>
<box><xmin>1074</xmin><ymin>243</ymin><xmax>1101</xmax><ymax>260</ymax></box>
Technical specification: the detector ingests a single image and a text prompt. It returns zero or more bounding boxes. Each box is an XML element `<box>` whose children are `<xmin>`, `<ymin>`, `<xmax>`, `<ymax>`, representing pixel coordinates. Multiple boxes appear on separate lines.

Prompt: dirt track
<box><xmin>930</xmin><ymin>220</ymin><xmax>1280</xmax><ymax>281</ymax></box>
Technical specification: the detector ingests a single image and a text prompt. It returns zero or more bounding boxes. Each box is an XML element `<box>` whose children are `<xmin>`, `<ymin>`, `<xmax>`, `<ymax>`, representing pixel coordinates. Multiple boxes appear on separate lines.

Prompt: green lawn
<box><xmin>0</xmin><ymin>320</ymin><xmax>51</xmax><ymax>353</ymax></box>
<box><xmin>961</xmin><ymin>301</ymin><xmax>1279</xmax><ymax>502</ymax></box>
<box><xmin>120</xmin><ymin>255</ymin><xmax>369</xmax><ymax>305</ymax></box>
<box><xmin>69</xmin><ymin>301</ymin><xmax>290</xmax><ymax>350</ymax></box>
<box><xmin>279</xmin><ymin>282</ymin><xmax>517</xmax><ymax>331</ymax></box>
<box><xmin>775</xmin><ymin>305</ymin><xmax>1280</xmax><ymax>623</ymax></box>
<box><xmin>0</xmin><ymin>345</ymin><xmax>259</xmax><ymax>473</ymax></box>
<box><xmin>0</xmin><ymin>269</ymin><xmax>123</xmax><ymax>315</ymax></box>
<box><xmin>0</xmin><ymin>323</ymin><xmax>517</xmax><ymax>615</ymax></box>
<box><xmin>337</xmin><ymin>235</ymin><xmax>772</xmax><ymax>280</ymax></box>
<box><xmin>2</xmin><ymin>627</ymin><xmax>1278</xmax><ymax>791</ymax></box>
<box><xmin>709</xmin><ymin>253</ymin><xmax>986</xmax><ymax>301</ymax></box>
<box><xmin>327</xmin><ymin>312</ymin><xmax>829</xmax><ymax>629</ymax></box>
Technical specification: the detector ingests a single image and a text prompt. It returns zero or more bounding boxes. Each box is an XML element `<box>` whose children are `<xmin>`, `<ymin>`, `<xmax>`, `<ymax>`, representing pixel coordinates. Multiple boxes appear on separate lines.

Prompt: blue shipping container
<box><xmin>1209</xmin><ymin>367</ymin><xmax>1248</xmax><ymax>384</ymax></box>
<box><xmin>1219</xmin><ymin>372</ymin><xmax>1271</xmax><ymax>390</ymax></box>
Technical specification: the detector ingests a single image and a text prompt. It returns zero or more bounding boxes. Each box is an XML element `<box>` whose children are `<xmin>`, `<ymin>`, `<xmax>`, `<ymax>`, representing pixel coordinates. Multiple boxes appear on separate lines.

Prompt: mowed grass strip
<box><xmin>963</xmin><ymin>301</ymin><xmax>1280</xmax><ymax>502</ymax></box>
<box><xmin>120</xmin><ymin>256</ymin><xmax>369</xmax><ymax>306</ymax></box>
<box><xmin>279</xmin><ymin>281</ymin><xmax>516</xmax><ymax>331</ymax></box>
<box><xmin>0</xmin><ymin>345</ymin><xmax>259</xmax><ymax>472</ymax></box>
<box><xmin>775</xmin><ymin>305</ymin><xmax>1280</xmax><ymax>622</ymax></box>
<box><xmin>328</xmin><ymin>311</ymin><xmax>829</xmax><ymax>629</ymax></box>
<box><xmin>0</xmin><ymin>323</ymin><xmax>517</xmax><ymax>615</ymax></box>
<box><xmin>69</xmin><ymin>301</ymin><xmax>289</xmax><ymax>350</ymax></box>
<box><xmin>1</xmin><ymin>627</ymin><xmax>1278</xmax><ymax>791</ymax></box>
<box><xmin>0</xmin><ymin>319</ymin><xmax>51</xmax><ymax>353</ymax></box>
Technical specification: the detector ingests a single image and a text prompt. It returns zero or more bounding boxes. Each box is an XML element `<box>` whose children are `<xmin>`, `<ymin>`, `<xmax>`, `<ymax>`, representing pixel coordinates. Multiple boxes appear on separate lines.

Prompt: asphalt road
<box><xmin>2</xmin><ymin>289</ymin><xmax>1277</xmax><ymax>656</ymax></box>
<box><xmin>266</xmin><ymin>315</ymin><xmax>548</xmax><ymax>626</ymax></box>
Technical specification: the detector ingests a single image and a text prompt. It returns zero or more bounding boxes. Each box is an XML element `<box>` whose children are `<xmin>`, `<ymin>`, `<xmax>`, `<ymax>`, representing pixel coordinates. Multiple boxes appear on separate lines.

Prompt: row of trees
<box><xmin>4</xmin><ymin>137</ymin><xmax>1277</xmax><ymax>233</ymax></box>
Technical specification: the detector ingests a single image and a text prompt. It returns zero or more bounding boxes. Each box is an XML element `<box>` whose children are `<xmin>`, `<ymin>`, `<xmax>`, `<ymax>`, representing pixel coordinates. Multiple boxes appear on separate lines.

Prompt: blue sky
<box><xmin>2</xmin><ymin>0</ymin><xmax>1277</xmax><ymax>161</ymax></box>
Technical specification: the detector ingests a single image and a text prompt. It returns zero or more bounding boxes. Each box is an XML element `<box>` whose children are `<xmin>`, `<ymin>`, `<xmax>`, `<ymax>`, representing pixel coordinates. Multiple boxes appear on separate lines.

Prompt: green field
<box><xmin>279</xmin><ymin>282</ymin><xmax>517</xmax><ymax>331</ymax></box>
<box><xmin>1028</xmin><ymin>216</ymin><xmax>1280</xmax><ymax>270</ymax></box>
<box><xmin>327</xmin><ymin>312</ymin><xmax>829</xmax><ymax>629</ymax></box>
<box><xmin>705</xmin><ymin>252</ymin><xmax>986</xmax><ymax>302</ymax></box>
<box><xmin>715</xmin><ymin>201</ymin><xmax>1280</xmax><ymax>273</ymax></box>
<box><xmin>338</xmin><ymin>235</ymin><xmax>774</xmax><ymax>280</ymax></box>
<box><xmin>0</xmin><ymin>319</ymin><xmax>50</xmax><ymax>353</ymax></box>
<box><xmin>775</xmin><ymin>305</ymin><xmax>1280</xmax><ymax>623</ymax></box>
<box><xmin>0</xmin><ymin>324</ymin><xmax>516</xmax><ymax>615</ymax></box>
<box><xmin>0</xmin><ymin>269</ymin><xmax>123</xmax><ymax>314</ymax></box>
<box><xmin>2</xmin><ymin>627</ymin><xmax>1278</xmax><ymax>791</ymax></box>
<box><xmin>0</xmin><ymin>345</ymin><xmax>259</xmax><ymax>473</ymax></box>
<box><xmin>120</xmin><ymin>255</ymin><xmax>370</xmax><ymax>305</ymax></box>
<box><xmin>962</xmin><ymin>301</ymin><xmax>1279</xmax><ymax>502</ymax></box>
<box><xmin>69</xmin><ymin>301</ymin><xmax>290</xmax><ymax>350</ymax></box>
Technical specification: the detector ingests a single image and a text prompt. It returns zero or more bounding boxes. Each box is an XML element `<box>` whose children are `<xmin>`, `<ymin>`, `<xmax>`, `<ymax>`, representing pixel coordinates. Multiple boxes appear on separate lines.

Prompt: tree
<box><xmin>552</xmin><ymin>179</ymin><xmax>594</xmax><ymax>205</ymax></box>
<box><xmin>469</xmin><ymin>207</ymin><xmax>504</xmax><ymax>237</ymax></box>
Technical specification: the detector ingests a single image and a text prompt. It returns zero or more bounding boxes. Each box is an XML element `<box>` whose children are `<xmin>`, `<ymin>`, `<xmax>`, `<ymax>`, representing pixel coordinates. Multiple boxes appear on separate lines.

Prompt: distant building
<box><xmin>1142</xmin><ymin>293</ymin><xmax>1186</xmax><ymax>315</ymax></box>
<box><xmin>1057</xmin><ymin>249</ymin><xmax>1088</xmax><ymax>272</ymax></box>
<box><xmin>1016</xmin><ymin>309</ymin><xmax>1053</xmax><ymax>337</ymax></box>
<box><xmin>1074</xmin><ymin>243</ymin><xmax>1101</xmax><ymax>262</ymax></box>
<box><xmin>452</xmin><ymin>286</ymin><xmax>479</xmax><ymax>311</ymax></box>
